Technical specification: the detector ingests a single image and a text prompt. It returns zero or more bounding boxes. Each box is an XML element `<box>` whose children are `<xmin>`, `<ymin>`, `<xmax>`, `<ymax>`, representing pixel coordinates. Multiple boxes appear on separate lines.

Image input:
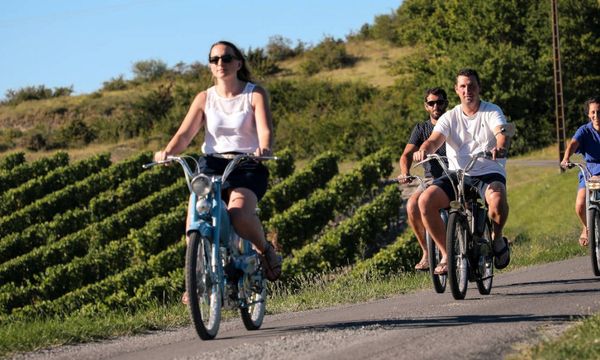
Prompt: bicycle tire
<box><xmin>240</xmin><ymin>275</ymin><xmax>267</xmax><ymax>330</ymax></box>
<box><xmin>186</xmin><ymin>231</ymin><xmax>222</xmax><ymax>340</ymax></box>
<box><xmin>446</xmin><ymin>211</ymin><xmax>469</xmax><ymax>300</ymax></box>
<box><xmin>588</xmin><ymin>208</ymin><xmax>600</xmax><ymax>276</ymax></box>
<box><xmin>476</xmin><ymin>219</ymin><xmax>494</xmax><ymax>295</ymax></box>
<box><xmin>427</xmin><ymin>231</ymin><xmax>446</xmax><ymax>293</ymax></box>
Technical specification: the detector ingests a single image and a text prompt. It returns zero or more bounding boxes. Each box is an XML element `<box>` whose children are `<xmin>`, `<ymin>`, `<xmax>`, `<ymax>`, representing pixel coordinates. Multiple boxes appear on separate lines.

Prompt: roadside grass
<box><xmin>511</xmin><ymin>312</ymin><xmax>600</xmax><ymax>360</ymax></box>
<box><xmin>1</xmin><ymin>146</ymin><xmax>598</xmax><ymax>358</ymax></box>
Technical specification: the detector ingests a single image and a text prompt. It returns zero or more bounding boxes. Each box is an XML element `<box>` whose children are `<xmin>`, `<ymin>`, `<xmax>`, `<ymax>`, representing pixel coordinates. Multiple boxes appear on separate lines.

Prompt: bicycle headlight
<box><xmin>191</xmin><ymin>174</ymin><xmax>212</xmax><ymax>197</ymax></box>
<box><xmin>196</xmin><ymin>197</ymin><xmax>211</xmax><ymax>214</ymax></box>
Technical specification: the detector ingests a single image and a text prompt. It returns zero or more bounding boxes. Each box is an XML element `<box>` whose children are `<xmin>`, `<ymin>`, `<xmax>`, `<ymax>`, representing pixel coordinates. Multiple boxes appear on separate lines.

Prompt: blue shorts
<box><xmin>198</xmin><ymin>155</ymin><xmax>269</xmax><ymax>201</ymax></box>
<box><xmin>432</xmin><ymin>172</ymin><xmax>506</xmax><ymax>202</ymax></box>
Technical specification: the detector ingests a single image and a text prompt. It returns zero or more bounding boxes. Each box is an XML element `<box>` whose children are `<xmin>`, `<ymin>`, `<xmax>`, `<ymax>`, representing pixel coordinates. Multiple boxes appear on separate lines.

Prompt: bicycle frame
<box><xmin>567</xmin><ymin>162</ymin><xmax>600</xmax><ymax>213</ymax></box>
<box><xmin>416</xmin><ymin>152</ymin><xmax>497</xmax><ymax>299</ymax></box>
<box><xmin>566</xmin><ymin>162</ymin><xmax>600</xmax><ymax>276</ymax></box>
<box><xmin>144</xmin><ymin>153</ymin><xmax>276</xmax><ymax>338</ymax></box>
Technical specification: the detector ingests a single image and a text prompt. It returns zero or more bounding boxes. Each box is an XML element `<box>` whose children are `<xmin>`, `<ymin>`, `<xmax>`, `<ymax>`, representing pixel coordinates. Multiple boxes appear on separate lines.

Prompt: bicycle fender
<box><xmin>187</xmin><ymin>221</ymin><xmax>213</xmax><ymax>239</ymax></box>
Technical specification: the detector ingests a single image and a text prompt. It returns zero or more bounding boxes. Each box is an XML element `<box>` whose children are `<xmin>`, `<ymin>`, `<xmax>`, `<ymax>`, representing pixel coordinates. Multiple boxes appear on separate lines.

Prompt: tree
<box><xmin>132</xmin><ymin>59</ymin><xmax>168</xmax><ymax>82</ymax></box>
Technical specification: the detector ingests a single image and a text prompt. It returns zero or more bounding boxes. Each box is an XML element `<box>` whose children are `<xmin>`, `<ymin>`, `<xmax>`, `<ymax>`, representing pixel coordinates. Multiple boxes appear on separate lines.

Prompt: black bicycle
<box><xmin>392</xmin><ymin>175</ymin><xmax>447</xmax><ymax>293</ymax></box>
<box><xmin>419</xmin><ymin>153</ymin><xmax>496</xmax><ymax>300</ymax></box>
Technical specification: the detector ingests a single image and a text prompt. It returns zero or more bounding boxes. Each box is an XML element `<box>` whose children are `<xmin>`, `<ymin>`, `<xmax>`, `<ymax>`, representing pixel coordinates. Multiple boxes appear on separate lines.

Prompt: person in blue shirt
<box><xmin>561</xmin><ymin>96</ymin><xmax>600</xmax><ymax>246</ymax></box>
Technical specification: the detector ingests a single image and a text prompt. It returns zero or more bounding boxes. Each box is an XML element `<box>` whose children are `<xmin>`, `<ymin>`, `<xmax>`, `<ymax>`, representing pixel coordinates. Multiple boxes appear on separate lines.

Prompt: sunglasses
<box><xmin>425</xmin><ymin>99</ymin><xmax>447</xmax><ymax>107</ymax></box>
<box><xmin>208</xmin><ymin>54</ymin><xmax>237</xmax><ymax>65</ymax></box>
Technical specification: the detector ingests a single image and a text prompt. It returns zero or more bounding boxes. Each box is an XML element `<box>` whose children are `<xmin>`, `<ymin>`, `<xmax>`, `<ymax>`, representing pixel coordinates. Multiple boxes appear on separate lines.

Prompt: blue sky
<box><xmin>0</xmin><ymin>0</ymin><xmax>401</xmax><ymax>100</ymax></box>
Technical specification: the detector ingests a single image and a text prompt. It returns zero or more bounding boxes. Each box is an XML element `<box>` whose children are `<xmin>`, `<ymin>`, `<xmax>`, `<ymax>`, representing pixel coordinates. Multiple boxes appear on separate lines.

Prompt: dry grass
<box><xmin>276</xmin><ymin>40</ymin><xmax>415</xmax><ymax>88</ymax></box>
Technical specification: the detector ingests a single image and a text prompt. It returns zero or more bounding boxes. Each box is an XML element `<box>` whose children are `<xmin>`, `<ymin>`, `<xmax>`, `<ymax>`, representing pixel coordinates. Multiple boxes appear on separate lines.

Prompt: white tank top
<box><xmin>202</xmin><ymin>82</ymin><xmax>259</xmax><ymax>154</ymax></box>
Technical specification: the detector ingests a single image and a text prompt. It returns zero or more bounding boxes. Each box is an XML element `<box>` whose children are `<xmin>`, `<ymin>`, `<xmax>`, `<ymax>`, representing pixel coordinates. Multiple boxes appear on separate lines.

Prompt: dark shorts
<box><xmin>198</xmin><ymin>155</ymin><xmax>269</xmax><ymax>201</ymax></box>
<box><xmin>432</xmin><ymin>172</ymin><xmax>506</xmax><ymax>202</ymax></box>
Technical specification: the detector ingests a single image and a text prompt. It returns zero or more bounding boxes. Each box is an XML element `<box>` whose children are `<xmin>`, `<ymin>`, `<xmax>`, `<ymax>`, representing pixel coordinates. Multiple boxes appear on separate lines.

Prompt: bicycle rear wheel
<box><xmin>476</xmin><ymin>219</ymin><xmax>494</xmax><ymax>295</ymax></box>
<box><xmin>240</xmin><ymin>274</ymin><xmax>266</xmax><ymax>330</ymax></box>
<box><xmin>186</xmin><ymin>231</ymin><xmax>222</xmax><ymax>340</ymax></box>
<box><xmin>588</xmin><ymin>208</ymin><xmax>600</xmax><ymax>276</ymax></box>
<box><xmin>427</xmin><ymin>231</ymin><xmax>446</xmax><ymax>293</ymax></box>
<box><xmin>446</xmin><ymin>212</ymin><xmax>469</xmax><ymax>300</ymax></box>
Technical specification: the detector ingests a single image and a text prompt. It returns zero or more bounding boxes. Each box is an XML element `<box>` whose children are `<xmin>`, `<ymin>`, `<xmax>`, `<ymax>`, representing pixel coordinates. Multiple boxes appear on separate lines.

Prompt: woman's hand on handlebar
<box><xmin>560</xmin><ymin>158</ymin><xmax>572</xmax><ymax>169</ymax></box>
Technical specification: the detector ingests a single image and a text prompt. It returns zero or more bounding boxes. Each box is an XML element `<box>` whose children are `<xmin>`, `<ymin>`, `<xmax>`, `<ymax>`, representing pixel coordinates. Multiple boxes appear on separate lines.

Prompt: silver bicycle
<box><xmin>565</xmin><ymin>162</ymin><xmax>600</xmax><ymax>276</ymax></box>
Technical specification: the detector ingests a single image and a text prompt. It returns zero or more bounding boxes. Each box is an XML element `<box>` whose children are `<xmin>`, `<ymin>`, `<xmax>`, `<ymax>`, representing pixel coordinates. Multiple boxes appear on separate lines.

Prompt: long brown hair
<box><xmin>209</xmin><ymin>40</ymin><xmax>253</xmax><ymax>83</ymax></box>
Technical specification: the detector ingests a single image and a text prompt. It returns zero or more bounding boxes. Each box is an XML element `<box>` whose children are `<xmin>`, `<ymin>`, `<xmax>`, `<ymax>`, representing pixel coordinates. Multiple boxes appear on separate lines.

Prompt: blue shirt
<box><xmin>574</xmin><ymin>122</ymin><xmax>600</xmax><ymax>176</ymax></box>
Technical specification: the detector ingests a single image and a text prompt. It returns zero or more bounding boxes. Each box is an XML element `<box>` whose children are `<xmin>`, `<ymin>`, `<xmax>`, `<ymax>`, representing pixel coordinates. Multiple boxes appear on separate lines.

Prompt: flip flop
<box><xmin>579</xmin><ymin>235</ymin><xmax>589</xmax><ymax>247</ymax></box>
<box><xmin>414</xmin><ymin>259</ymin><xmax>429</xmax><ymax>271</ymax></box>
<box><xmin>434</xmin><ymin>261</ymin><xmax>447</xmax><ymax>275</ymax></box>
<box><xmin>493</xmin><ymin>236</ymin><xmax>511</xmax><ymax>270</ymax></box>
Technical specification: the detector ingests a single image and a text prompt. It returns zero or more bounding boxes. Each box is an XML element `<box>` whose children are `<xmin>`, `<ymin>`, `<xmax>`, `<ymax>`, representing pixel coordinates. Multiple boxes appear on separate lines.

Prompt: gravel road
<box><xmin>12</xmin><ymin>255</ymin><xmax>600</xmax><ymax>360</ymax></box>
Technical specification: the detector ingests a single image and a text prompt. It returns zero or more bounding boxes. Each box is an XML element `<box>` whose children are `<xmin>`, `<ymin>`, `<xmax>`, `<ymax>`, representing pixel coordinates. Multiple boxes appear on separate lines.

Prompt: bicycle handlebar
<box><xmin>143</xmin><ymin>154</ymin><xmax>278</xmax><ymax>194</ymax></box>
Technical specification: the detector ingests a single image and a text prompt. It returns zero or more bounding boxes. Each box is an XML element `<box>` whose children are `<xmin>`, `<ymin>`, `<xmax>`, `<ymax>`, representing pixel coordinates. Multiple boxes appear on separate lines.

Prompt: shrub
<box><xmin>246</xmin><ymin>47</ymin><xmax>280</xmax><ymax>78</ymax></box>
<box><xmin>299</xmin><ymin>36</ymin><xmax>355</xmax><ymax>75</ymax></box>
<box><xmin>102</xmin><ymin>75</ymin><xmax>128</xmax><ymax>91</ymax></box>
<box><xmin>58</xmin><ymin>119</ymin><xmax>97</xmax><ymax>147</ymax></box>
<box><xmin>132</xmin><ymin>59</ymin><xmax>168</xmax><ymax>82</ymax></box>
<box><xmin>266</xmin><ymin>35</ymin><xmax>297</xmax><ymax>61</ymax></box>
<box><xmin>2</xmin><ymin>85</ymin><xmax>73</xmax><ymax>105</ymax></box>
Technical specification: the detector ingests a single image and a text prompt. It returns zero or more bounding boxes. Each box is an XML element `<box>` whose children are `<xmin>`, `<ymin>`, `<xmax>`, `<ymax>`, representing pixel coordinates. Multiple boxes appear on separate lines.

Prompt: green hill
<box><xmin>1</xmin><ymin>0</ymin><xmax>598</xmax><ymax>162</ymax></box>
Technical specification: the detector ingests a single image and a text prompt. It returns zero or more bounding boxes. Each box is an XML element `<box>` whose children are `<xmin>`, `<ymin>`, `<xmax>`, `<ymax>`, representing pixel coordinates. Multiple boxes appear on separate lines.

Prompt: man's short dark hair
<box><xmin>584</xmin><ymin>96</ymin><xmax>600</xmax><ymax>115</ymax></box>
<box><xmin>456</xmin><ymin>68</ymin><xmax>481</xmax><ymax>87</ymax></box>
<box><xmin>424</xmin><ymin>87</ymin><xmax>448</xmax><ymax>102</ymax></box>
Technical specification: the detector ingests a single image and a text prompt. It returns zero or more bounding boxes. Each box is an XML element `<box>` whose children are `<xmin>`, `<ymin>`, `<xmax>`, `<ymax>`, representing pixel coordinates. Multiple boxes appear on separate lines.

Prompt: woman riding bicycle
<box><xmin>154</xmin><ymin>40</ymin><xmax>282</xmax><ymax>291</ymax></box>
<box><xmin>560</xmin><ymin>96</ymin><xmax>600</xmax><ymax>247</ymax></box>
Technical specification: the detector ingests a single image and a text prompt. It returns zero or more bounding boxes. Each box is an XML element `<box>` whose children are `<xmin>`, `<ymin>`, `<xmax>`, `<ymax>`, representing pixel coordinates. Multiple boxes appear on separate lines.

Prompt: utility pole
<box><xmin>551</xmin><ymin>0</ymin><xmax>566</xmax><ymax>172</ymax></box>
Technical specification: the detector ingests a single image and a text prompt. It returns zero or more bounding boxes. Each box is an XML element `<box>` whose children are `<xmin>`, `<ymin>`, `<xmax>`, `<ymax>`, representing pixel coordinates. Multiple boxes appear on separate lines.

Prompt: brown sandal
<box><xmin>414</xmin><ymin>259</ymin><xmax>429</xmax><ymax>271</ymax></box>
<box><xmin>259</xmin><ymin>242</ymin><xmax>282</xmax><ymax>281</ymax></box>
<box><xmin>434</xmin><ymin>262</ymin><xmax>448</xmax><ymax>275</ymax></box>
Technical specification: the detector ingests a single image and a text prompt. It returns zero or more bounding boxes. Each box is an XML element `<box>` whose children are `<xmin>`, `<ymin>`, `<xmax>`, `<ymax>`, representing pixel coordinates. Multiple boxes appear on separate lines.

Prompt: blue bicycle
<box><xmin>565</xmin><ymin>162</ymin><xmax>600</xmax><ymax>276</ymax></box>
<box><xmin>144</xmin><ymin>153</ymin><xmax>276</xmax><ymax>340</ymax></box>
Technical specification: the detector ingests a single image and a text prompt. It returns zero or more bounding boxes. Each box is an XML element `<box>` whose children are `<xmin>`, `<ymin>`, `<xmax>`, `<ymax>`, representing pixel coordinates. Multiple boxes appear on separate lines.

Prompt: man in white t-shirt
<box><xmin>413</xmin><ymin>68</ymin><xmax>511</xmax><ymax>275</ymax></box>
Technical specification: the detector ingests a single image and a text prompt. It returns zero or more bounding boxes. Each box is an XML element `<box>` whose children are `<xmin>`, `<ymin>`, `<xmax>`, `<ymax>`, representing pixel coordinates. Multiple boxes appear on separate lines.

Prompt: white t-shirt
<box><xmin>433</xmin><ymin>101</ymin><xmax>507</xmax><ymax>177</ymax></box>
<box><xmin>202</xmin><ymin>82</ymin><xmax>259</xmax><ymax>154</ymax></box>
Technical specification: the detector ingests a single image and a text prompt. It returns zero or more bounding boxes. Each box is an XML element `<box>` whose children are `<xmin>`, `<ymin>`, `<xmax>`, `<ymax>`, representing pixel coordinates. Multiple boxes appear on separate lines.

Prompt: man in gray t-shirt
<box><xmin>398</xmin><ymin>87</ymin><xmax>448</xmax><ymax>271</ymax></box>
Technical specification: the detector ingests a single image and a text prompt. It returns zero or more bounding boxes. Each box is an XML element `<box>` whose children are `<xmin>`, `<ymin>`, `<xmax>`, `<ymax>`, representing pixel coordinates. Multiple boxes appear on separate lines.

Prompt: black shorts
<box><xmin>198</xmin><ymin>155</ymin><xmax>269</xmax><ymax>201</ymax></box>
<box><xmin>432</xmin><ymin>172</ymin><xmax>506</xmax><ymax>202</ymax></box>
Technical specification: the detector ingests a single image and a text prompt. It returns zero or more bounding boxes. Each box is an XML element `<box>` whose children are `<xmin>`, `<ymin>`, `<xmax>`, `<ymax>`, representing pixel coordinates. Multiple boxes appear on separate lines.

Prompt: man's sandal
<box><xmin>434</xmin><ymin>261</ymin><xmax>447</xmax><ymax>275</ymax></box>
<box><xmin>493</xmin><ymin>236</ymin><xmax>511</xmax><ymax>270</ymax></box>
<box><xmin>414</xmin><ymin>259</ymin><xmax>429</xmax><ymax>271</ymax></box>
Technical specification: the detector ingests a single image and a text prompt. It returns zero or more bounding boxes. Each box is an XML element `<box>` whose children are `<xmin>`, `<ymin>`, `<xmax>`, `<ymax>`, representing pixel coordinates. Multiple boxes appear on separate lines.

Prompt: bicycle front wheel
<box><xmin>186</xmin><ymin>231</ymin><xmax>222</xmax><ymax>340</ymax></box>
<box><xmin>446</xmin><ymin>212</ymin><xmax>469</xmax><ymax>300</ymax></box>
<box><xmin>588</xmin><ymin>208</ymin><xmax>600</xmax><ymax>276</ymax></box>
